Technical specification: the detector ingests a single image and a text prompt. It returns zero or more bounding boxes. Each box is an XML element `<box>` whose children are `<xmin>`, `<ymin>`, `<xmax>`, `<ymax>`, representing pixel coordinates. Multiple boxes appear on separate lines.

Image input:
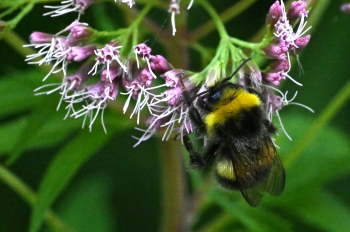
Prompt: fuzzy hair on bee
<box><xmin>181</xmin><ymin>59</ymin><xmax>285</xmax><ymax>207</ymax></box>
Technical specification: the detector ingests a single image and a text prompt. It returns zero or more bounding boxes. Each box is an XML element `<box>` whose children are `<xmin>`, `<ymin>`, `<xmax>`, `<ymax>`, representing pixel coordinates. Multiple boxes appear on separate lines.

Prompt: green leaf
<box><xmin>207</xmin><ymin>190</ymin><xmax>294</xmax><ymax>232</ymax></box>
<box><xmin>275</xmin><ymin>113</ymin><xmax>350</xmax><ymax>192</ymax></box>
<box><xmin>6</xmin><ymin>97</ymin><xmax>59</xmax><ymax>164</ymax></box>
<box><xmin>0</xmin><ymin>117</ymin><xmax>27</xmax><ymax>155</ymax></box>
<box><xmin>0</xmin><ymin>73</ymin><xmax>38</xmax><ymax>118</ymax></box>
<box><xmin>285</xmin><ymin>190</ymin><xmax>350</xmax><ymax>232</ymax></box>
<box><xmin>48</xmin><ymin>175</ymin><xmax>117</xmax><ymax>232</ymax></box>
<box><xmin>26</xmin><ymin>113</ymin><xmax>81</xmax><ymax>151</ymax></box>
<box><xmin>29</xmin><ymin>128</ymin><xmax>117</xmax><ymax>232</ymax></box>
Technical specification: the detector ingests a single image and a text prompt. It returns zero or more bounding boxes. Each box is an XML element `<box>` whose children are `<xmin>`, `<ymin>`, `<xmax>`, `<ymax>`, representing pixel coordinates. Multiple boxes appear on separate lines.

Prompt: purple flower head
<box><xmin>65</xmin><ymin>62</ymin><xmax>93</xmax><ymax>90</ymax></box>
<box><xmin>169</xmin><ymin>0</ymin><xmax>180</xmax><ymax>14</ymax></box>
<box><xmin>341</xmin><ymin>3</ymin><xmax>350</xmax><ymax>14</ymax></box>
<box><xmin>44</xmin><ymin>0</ymin><xmax>95</xmax><ymax>17</ymax></box>
<box><xmin>84</xmin><ymin>80</ymin><xmax>118</xmax><ymax>101</ymax></box>
<box><xmin>138</xmin><ymin>67</ymin><xmax>154</xmax><ymax>87</ymax></box>
<box><xmin>29</xmin><ymin>32</ymin><xmax>55</xmax><ymax>44</ymax></box>
<box><xmin>122</xmin><ymin>78</ymin><xmax>142</xmax><ymax>99</ymax></box>
<box><xmin>65</xmin><ymin>73</ymin><xmax>86</xmax><ymax>91</ymax></box>
<box><xmin>269</xmin><ymin>59</ymin><xmax>290</xmax><ymax>72</ymax></box>
<box><xmin>162</xmin><ymin>70</ymin><xmax>182</xmax><ymax>88</ymax></box>
<box><xmin>101</xmin><ymin>63</ymin><xmax>120</xmax><ymax>82</ymax></box>
<box><xmin>263</xmin><ymin>71</ymin><xmax>286</xmax><ymax>86</ymax></box>
<box><xmin>67</xmin><ymin>45</ymin><xmax>96</xmax><ymax>62</ymax></box>
<box><xmin>70</xmin><ymin>21</ymin><xmax>93</xmax><ymax>40</ymax></box>
<box><xmin>150</xmin><ymin>55</ymin><xmax>171</xmax><ymax>74</ymax></box>
<box><xmin>85</xmin><ymin>81</ymin><xmax>105</xmax><ymax>97</ymax></box>
<box><xmin>272</xmin><ymin>1</ymin><xmax>311</xmax><ymax>51</ymax></box>
<box><xmin>51</xmin><ymin>21</ymin><xmax>92</xmax><ymax>45</ymax></box>
<box><xmin>103</xmin><ymin>82</ymin><xmax>119</xmax><ymax>100</ymax></box>
<box><xmin>97</xmin><ymin>44</ymin><xmax>120</xmax><ymax>63</ymax></box>
<box><xmin>266</xmin><ymin>1</ymin><xmax>282</xmax><ymax>27</ymax></box>
<box><xmin>287</xmin><ymin>1</ymin><xmax>308</xmax><ymax>22</ymax></box>
<box><xmin>25</xmin><ymin>22</ymin><xmax>94</xmax><ymax>80</ymax></box>
<box><xmin>89</xmin><ymin>42</ymin><xmax>127</xmax><ymax>82</ymax></box>
<box><xmin>25</xmin><ymin>35</ymin><xmax>77</xmax><ymax>80</ymax></box>
<box><xmin>134</xmin><ymin>43</ymin><xmax>152</xmax><ymax>60</ymax></box>
<box><xmin>263</xmin><ymin>44</ymin><xmax>288</xmax><ymax>60</ymax></box>
<box><xmin>294</xmin><ymin>34</ymin><xmax>311</xmax><ymax>53</ymax></box>
<box><xmin>163</xmin><ymin>87</ymin><xmax>182</xmax><ymax>106</ymax></box>
<box><xmin>168</xmin><ymin>0</ymin><xmax>180</xmax><ymax>35</ymax></box>
<box><xmin>68</xmin><ymin>79</ymin><xmax>119</xmax><ymax>133</ymax></box>
<box><xmin>133</xmin><ymin>43</ymin><xmax>157</xmax><ymax>79</ymax></box>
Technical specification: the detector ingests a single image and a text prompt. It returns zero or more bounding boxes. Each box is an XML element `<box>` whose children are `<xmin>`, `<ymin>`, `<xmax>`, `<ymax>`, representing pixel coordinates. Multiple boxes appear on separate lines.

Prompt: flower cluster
<box><xmin>24</xmin><ymin>0</ymin><xmax>198</xmax><ymax>142</ymax></box>
<box><xmin>43</xmin><ymin>0</ymin><xmax>183</xmax><ymax>36</ymax></box>
<box><xmin>25</xmin><ymin>0</ymin><xmax>314</xmax><ymax>144</ymax></box>
<box><xmin>259</xmin><ymin>0</ymin><xmax>314</xmax><ymax>139</ymax></box>
<box><xmin>43</xmin><ymin>0</ymin><xmax>135</xmax><ymax>18</ymax></box>
<box><xmin>25</xmin><ymin>20</ymin><xmax>195</xmax><ymax>142</ymax></box>
<box><xmin>25</xmin><ymin>23</ymin><xmax>181</xmax><ymax>134</ymax></box>
<box><xmin>25</xmin><ymin>22</ymin><xmax>128</xmax><ymax>132</ymax></box>
<box><xmin>263</xmin><ymin>0</ymin><xmax>311</xmax><ymax>87</ymax></box>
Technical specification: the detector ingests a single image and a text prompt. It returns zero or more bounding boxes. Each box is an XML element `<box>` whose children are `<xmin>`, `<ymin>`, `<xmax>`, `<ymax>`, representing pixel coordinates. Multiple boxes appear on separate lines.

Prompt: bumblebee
<box><xmin>181</xmin><ymin>59</ymin><xmax>285</xmax><ymax>207</ymax></box>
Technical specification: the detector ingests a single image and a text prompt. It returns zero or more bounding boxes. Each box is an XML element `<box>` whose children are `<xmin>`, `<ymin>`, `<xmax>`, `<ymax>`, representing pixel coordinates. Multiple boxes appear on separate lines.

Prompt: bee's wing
<box><xmin>263</xmin><ymin>139</ymin><xmax>285</xmax><ymax>196</ymax></box>
<box><xmin>231</xmin><ymin>137</ymin><xmax>285</xmax><ymax>207</ymax></box>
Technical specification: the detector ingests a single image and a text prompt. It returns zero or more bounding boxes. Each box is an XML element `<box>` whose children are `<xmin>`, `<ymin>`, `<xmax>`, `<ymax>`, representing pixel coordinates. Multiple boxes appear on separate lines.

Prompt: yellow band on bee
<box><xmin>205</xmin><ymin>89</ymin><xmax>261</xmax><ymax>135</ymax></box>
<box><xmin>216</xmin><ymin>159</ymin><xmax>236</xmax><ymax>181</ymax></box>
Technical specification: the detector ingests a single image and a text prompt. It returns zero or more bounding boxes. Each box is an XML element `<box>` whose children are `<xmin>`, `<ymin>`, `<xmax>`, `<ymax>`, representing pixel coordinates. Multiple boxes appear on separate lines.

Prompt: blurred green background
<box><xmin>0</xmin><ymin>0</ymin><xmax>350</xmax><ymax>231</ymax></box>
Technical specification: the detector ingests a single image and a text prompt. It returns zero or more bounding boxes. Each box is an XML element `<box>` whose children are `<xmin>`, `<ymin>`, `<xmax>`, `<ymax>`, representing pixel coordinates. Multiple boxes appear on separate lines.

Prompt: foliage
<box><xmin>0</xmin><ymin>0</ymin><xmax>350</xmax><ymax>232</ymax></box>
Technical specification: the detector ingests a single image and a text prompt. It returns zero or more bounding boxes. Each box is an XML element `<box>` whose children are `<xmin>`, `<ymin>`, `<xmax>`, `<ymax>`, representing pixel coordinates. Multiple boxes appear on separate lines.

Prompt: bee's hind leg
<box><xmin>182</xmin><ymin>134</ymin><xmax>220</xmax><ymax>169</ymax></box>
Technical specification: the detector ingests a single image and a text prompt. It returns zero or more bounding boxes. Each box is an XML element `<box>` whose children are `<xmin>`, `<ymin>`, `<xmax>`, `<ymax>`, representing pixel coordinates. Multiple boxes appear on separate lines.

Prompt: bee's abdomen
<box><xmin>215</xmin><ymin>156</ymin><xmax>270</xmax><ymax>190</ymax></box>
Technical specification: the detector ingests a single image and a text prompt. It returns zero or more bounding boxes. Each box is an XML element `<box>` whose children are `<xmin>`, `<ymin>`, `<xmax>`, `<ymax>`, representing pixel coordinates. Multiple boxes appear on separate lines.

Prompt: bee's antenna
<box><xmin>222</xmin><ymin>58</ymin><xmax>252</xmax><ymax>82</ymax></box>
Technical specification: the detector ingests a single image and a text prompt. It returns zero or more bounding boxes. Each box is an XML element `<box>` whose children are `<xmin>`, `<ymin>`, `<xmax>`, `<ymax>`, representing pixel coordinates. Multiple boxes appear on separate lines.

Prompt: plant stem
<box><xmin>159</xmin><ymin>140</ymin><xmax>187</xmax><ymax>232</ymax></box>
<box><xmin>197</xmin><ymin>0</ymin><xmax>228</xmax><ymax>39</ymax></box>
<box><xmin>0</xmin><ymin>164</ymin><xmax>76</xmax><ymax>232</ymax></box>
<box><xmin>190</xmin><ymin>0</ymin><xmax>256</xmax><ymax>42</ymax></box>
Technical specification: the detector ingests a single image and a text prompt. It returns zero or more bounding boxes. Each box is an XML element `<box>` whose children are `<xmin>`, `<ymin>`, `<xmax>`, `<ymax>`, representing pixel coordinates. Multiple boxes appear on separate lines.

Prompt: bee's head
<box><xmin>196</xmin><ymin>58</ymin><xmax>251</xmax><ymax>102</ymax></box>
<box><xmin>206</xmin><ymin>82</ymin><xmax>242</xmax><ymax>104</ymax></box>
<box><xmin>182</xmin><ymin>59</ymin><xmax>251</xmax><ymax>107</ymax></box>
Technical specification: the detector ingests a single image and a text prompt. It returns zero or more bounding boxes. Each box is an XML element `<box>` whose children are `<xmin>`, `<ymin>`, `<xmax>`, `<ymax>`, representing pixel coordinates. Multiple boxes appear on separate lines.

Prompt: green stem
<box><xmin>127</xmin><ymin>3</ymin><xmax>154</xmax><ymax>31</ymax></box>
<box><xmin>0</xmin><ymin>164</ymin><xmax>76</xmax><ymax>232</ymax></box>
<box><xmin>284</xmin><ymin>78</ymin><xmax>350</xmax><ymax>168</ymax></box>
<box><xmin>197</xmin><ymin>0</ymin><xmax>228</xmax><ymax>39</ymax></box>
<box><xmin>93</xmin><ymin>29</ymin><xmax>127</xmax><ymax>40</ymax></box>
<box><xmin>159</xmin><ymin>141</ymin><xmax>187</xmax><ymax>232</ymax></box>
<box><xmin>230</xmin><ymin>37</ymin><xmax>264</xmax><ymax>51</ymax></box>
<box><xmin>190</xmin><ymin>0</ymin><xmax>256</xmax><ymax>42</ymax></box>
<box><xmin>6</xmin><ymin>2</ymin><xmax>34</xmax><ymax>28</ymax></box>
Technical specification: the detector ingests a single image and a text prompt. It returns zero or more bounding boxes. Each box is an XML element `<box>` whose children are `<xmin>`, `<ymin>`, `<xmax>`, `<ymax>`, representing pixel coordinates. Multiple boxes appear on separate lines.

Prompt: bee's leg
<box><xmin>183</xmin><ymin>134</ymin><xmax>220</xmax><ymax>168</ymax></box>
<box><xmin>182</xmin><ymin>134</ymin><xmax>205</xmax><ymax>167</ymax></box>
<box><xmin>188</xmin><ymin>106</ymin><xmax>207</xmax><ymax>134</ymax></box>
<box><xmin>264</xmin><ymin>119</ymin><xmax>277</xmax><ymax>134</ymax></box>
<box><xmin>202</xmin><ymin>141</ymin><xmax>221</xmax><ymax>164</ymax></box>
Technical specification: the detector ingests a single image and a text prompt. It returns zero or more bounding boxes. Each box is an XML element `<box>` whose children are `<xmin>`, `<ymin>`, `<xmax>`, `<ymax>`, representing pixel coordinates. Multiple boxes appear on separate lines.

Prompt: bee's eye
<box><xmin>209</xmin><ymin>90</ymin><xmax>222</xmax><ymax>101</ymax></box>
